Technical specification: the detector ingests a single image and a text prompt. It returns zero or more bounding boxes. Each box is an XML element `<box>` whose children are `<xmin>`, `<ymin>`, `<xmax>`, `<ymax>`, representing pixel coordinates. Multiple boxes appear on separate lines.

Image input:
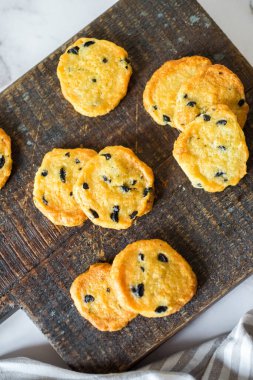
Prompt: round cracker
<box><xmin>73</xmin><ymin>146</ymin><xmax>154</xmax><ymax>230</ymax></box>
<box><xmin>33</xmin><ymin>148</ymin><xmax>97</xmax><ymax>226</ymax></box>
<box><xmin>70</xmin><ymin>263</ymin><xmax>136</xmax><ymax>331</ymax></box>
<box><xmin>57</xmin><ymin>38</ymin><xmax>132</xmax><ymax>117</ymax></box>
<box><xmin>173</xmin><ymin>104</ymin><xmax>249</xmax><ymax>192</ymax></box>
<box><xmin>111</xmin><ymin>239</ymin><xmax>197</xmax><ymax>318</ymax></box>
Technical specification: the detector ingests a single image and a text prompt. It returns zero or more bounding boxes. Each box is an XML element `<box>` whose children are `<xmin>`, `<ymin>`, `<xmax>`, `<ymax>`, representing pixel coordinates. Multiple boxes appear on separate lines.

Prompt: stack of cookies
<box><xmin>143</xmin><ymin>56</ymin><xmax>249</xmax><ymax>192</ymax></box>
<box><xmin>33</xmin><ymin>146</ymin><xmax>154</xmax><ymax>228</ymax></box>
<box><xmin>70</xmin><ymin>239</ymin><xmax>197</xmax><ymax>331</ymax></box>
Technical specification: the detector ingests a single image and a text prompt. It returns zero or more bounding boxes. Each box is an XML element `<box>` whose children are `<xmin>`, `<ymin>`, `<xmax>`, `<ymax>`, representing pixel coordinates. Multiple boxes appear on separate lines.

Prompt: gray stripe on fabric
<box><xmin>170</xmin><ymin>346</ymin><xmax>200</xmax><ymax>372</ymax></box>
<box><xmin>244</xmin><ymin>322</ymin><xmax>253</xmax><ymax>337</ymax></box>
<box><xmin>227</xmin><ymin>331</ymin><xmax>246</xmax><ymax>380</ymax></box>
<box><xmin>191</xmin><ymin>336</ymin><xmax>226</xmax><ymax>379</ymax></box>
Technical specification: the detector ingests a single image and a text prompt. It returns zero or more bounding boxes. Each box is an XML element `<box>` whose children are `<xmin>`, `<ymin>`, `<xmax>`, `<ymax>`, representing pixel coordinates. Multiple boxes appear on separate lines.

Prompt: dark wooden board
<box><xmin>1</xmin><ymin>0</ymin><xmax>253</xmax><ymax>373</ymax></box>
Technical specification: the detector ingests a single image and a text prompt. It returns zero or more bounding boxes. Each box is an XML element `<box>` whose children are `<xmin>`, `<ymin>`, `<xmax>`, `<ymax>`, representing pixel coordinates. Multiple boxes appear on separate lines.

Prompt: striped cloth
<box><xmin>0</xmin><ymin>310</ymin><xmax>253</xmax><ymax>380</ymax></box>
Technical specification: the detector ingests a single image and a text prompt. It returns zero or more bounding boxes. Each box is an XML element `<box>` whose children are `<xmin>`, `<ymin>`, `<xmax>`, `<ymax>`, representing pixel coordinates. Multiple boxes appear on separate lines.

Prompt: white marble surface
<box><xmin>0</xmin><ymin>0</ymin><xmax>253</xmax><ymax>372</ymax></box>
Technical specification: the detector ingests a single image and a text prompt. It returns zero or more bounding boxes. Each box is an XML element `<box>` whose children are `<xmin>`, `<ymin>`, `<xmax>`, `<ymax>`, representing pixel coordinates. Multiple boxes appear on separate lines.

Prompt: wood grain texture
<box><xmin>1</xmin><ymin>0</ymin><xmax>253</xmax><ymax>372</ymax></box>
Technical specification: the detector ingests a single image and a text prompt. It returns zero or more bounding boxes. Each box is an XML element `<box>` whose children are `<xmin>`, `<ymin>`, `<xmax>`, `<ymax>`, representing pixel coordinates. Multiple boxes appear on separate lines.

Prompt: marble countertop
<box><xmin>0</xmin><ymin>0</ymin><xmax>253</xmax><ymax>371</ymax></box>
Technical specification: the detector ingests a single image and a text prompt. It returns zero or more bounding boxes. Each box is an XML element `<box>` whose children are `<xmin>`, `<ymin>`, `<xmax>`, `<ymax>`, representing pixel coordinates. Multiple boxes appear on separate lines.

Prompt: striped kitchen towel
<box><xmin>0</xmin><ymin>309</ymin><xmax>253</xmax><ymax>380</ymax></box>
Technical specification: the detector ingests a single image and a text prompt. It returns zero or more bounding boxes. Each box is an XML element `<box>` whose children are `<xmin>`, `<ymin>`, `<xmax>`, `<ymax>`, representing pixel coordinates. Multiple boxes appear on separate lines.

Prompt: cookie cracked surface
<box><xmin>57</xmin><ymin>38</ymin><xmax>132</xmax><ymax>117</ymax></box>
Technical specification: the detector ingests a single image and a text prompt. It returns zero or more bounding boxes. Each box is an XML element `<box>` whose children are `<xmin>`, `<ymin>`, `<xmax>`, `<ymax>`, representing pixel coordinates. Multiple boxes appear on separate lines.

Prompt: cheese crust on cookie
<box><xmin>111</xmin><ymin>239</ymin><xmax>197</xmax><ymax>318</ymax></box>
<box><xmin>143</xmin><ymin>56</ymin><xmax>211</xmax><ymax>127</ymax></box>
<box><xmin>74</xmin><ymin>146</ymin><xmax>154</xmax><ymax>229</ymax></box>
<box><xmin>70</xmin><ymin>263</ymin><xmax>136</xmax><ymax>331</ymax></box>
<box><xmin>173</xmin><ymin>105</ymin><xmax>249</xmax><ymax>192</ymax></box>
<box><xmin>174</xmin><ymin>64</ymin><xmax>249</xmax><ymax>130</ymax></box>
<box><xmin>57</xmin><ymin>38</ymin><xmax>132</xmax><ymax>117</ymax></box>
<box><xmin>0</xmin><ymin>128</ymin><xmax>12</xmax><ymax>189</ymax></box>
<box><xmin>33</xmin><ymin>148</ymin><xmax>96</xmax><ymax>226</ymax></box>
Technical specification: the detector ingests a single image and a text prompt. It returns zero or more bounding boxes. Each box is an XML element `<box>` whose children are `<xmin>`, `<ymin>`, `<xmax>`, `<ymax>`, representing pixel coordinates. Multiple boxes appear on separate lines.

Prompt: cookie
<box><xmin>111</xmin><ymin>239</ymin><xmax>196</xmax><ymax>318</ymax></box>
<box><xmin>70</xmin><ymin>263</ymin><xmax>136</xmax><ymax>331</ymax></box>
<box><xmin>33</xmin><ymin>148</ymin><xmax>97</xmax><ymax>226</ymax></box>
<box><xmin>173</xmin><ymin>104</ymin><xmax>249</xmax><ymax>192</ymax></box>
<box><xmin>0</xmin><ymin>128</ymin><xmax>12</xmax><ymax>189</ymax></box>
<box><xmin>173</xmin><ymin>64</ymin><xmax>249</xmax><ymax>130</ymax></box>
<box><xmin>73</xmin><ymin>146</ymin><xmax>154</xmax><ymax>230</ymax></box>
<box><xmin>143</xmin><ymin>56</ymin><xmax>211</xmax><ymax>127</ymax></box>
<box><xmin>57</xmin><ymin>38</ymin><xmax>132</xmax><ymax>117</ymax></box>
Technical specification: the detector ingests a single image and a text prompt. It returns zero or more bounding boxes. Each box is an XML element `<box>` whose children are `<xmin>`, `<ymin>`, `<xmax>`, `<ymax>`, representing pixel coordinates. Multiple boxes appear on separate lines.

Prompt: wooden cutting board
<box><xmin>1</xmin><ymin>0</ymin><xmax>253</xmax><ymax>373</ymax></box>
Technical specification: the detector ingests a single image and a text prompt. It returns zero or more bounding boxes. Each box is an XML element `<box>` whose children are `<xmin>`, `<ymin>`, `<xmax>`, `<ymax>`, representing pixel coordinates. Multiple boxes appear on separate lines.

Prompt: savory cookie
<box><xmin>73</xmin><ymin>146</ymin><xmax>154</xmax><ymax>229</ymax></box>
<box><xmin>173</xmin><ymin>105</ymin><xmax>249</xmax><ymax>192</ymax></box>
<box><xmin>143</xmin><ymin>56</ymin><xmax>211</xmax><ymax>127</ymax></box>
<box><xmin>57</xmin><ymin>38</ymin><xmax>132</xmax><ymax>117</ymax></box>
<box><xmin>33</xmin><ymin>148</ymin><xmax>97</xmax><ymax>226</ymax></box>
<box><xmin>111</xmin><ymin>239</ymin><xmax>197</xmax><ymax>318</ymax></box>
<box><xmin>173</xmin><ymin>64</ymin><xmax>249</xmax><ymax>130</ymax></box>
<box><xmin>0</xmin><ymin>128</ymin><xmax>12</xmax><ymax>189</ymax></box>
<box><xmin>70</xmin><ymin>263</ymin><xmax>136</xmax><ymax>331</ymax></box>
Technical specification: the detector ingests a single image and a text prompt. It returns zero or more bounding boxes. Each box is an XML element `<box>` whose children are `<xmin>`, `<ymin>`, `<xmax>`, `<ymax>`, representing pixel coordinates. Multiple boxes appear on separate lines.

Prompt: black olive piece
<box><xmin>83</xmin><ymin>182</ymin><xmax>89</xmax><ymax>189</ymax></box>
<box><xmin>125</xmin><ymin>58</ymin><xmax>130</xmax><ymax>64</ymax></box>
<box><xmin>89</xmin><ymin>209</ymin><xmax>99</xmax><ymax>218</ymax></box>
<box><xmin>155</xmin><ymin>306</ymin><xmax>168</xmax><ymax>313</ymax></box>
<box><xmin>131</xmin><ymin>283</ymin><xmax>144</xmax><ymax>298</ymax></box>
<box><xmin>83</xmin><ymin>41</ymin><xmax>95</xmax><ymax>47</ymax></box>
<box><xmin>60</xmin><ymin>168</ymin><xmax>66</xmax><ymax>183</ymax></box>
<box><xmin>153</xmin><ymin>105</ymin><xmax>158</xmax><ymax>110</ymax></box>
<box><xmin>138</xmin><ymin>253</ymin><xmax>144</xmax><ymax>261</ymax></box>
<box><xmin>69</xmin><ymin>192</ymin><xmax>73</xmax><ymax>196</ymax></box>
<box><xmin>131</xmin><ymin>180</ymin><xmax>137</xmax><ymax>185</ymax></box>
<box><xmin>186</xmin><ymin>101</ymin><xmax>196</xmax><ymax>107</ymax></box>
<box><xmin>217</xmin><ymin>145</ymin><xmax>226</xmax><ymax>151</ymax></box>
<box><xmin>42</xmin><ymin>195</ymin><xmax>48</xmax><ymax>205</ymax></box>
<box><xmin>163</xmin><ymin>115</ymin><xmax>171</xmax><ymax>123</ymax></box>
<box><xmin>140</xmin><ymin>266</ymin><xmax>145</xmax><ymax>272</ymax></box>
<box><xmin>110</xmin><ymin>205</ymin><xmax>120</xmax><ymax>223</ymax></box>
<box><xmin>106</xmin><ymin>288</ymin><xmax>110</xmax><ymax>293</ymax></box>
<box><xmin>238</xmin><ymin>99</ymin><xmax>245</xmax><ymax>107</ymax></box>
<box><xmin>0</xmin><ymin>155</ymin><xmax>5</xmax><ymax>169</ymax></box>
<box><xmin>41</xmin><ymin>170</ymin><xmax>48</xmax><ymax>177</ymax></box>
<box><xmin>158</xmin><ymin>253</ymin><xmax>168</xmax><ymax>262</ymax></box>
<box><xmin>183</xmin><ymin>94</ymin><xmax>188</xmax><ymax>99</ymax></box>
<box><xmin>216</xmin><ymin>119</ymin><xmax>227</xmax><ymax>126</ymax></box>
<box><xmin>215</xmin><ymin>171</ymin><xmax>225</xmax><ymax>177</ymax></box>
<box><xmin>84</xmin><ymin>295</ymin><xmax>95</xmax><ymax>303</ymax></box>
<box><xmin>65</xmin><ymin>152</ymin><xmax>70</xmax><ymax>157</ymax></box>
<box><xmin>102</xmin><ymin>58</ymin><xmax>108</xmax><ymax>63</ymax></box>
<box><xmin>143</xmin><ymin>187</ymin><xmax>153</xmax><ymax>197</ymax></box>
<box><xmin>102</xmin><ymin>175</ymin><xmax>111</xmax><ymax>183</ymax></box>
<box><xmin>67</xmin><ymin>46</ymin><xmax>79</xmax><ymax>55</ymax></box>
<box><xmin>121</xmin><ymin>184</ymin><xmax>131</xmax><ymax>193</ymax></box>
<box><xmin>75</xmin><ymin>158</ymin><xmax>80</xmax><ymax>164</ymax></box>
<box><xmin>129</xmin><ymin>211</ymin><xmax>138</xmax><ymax>220</ymax></box>
<box><xmin>224</xmin><ymin>179</ymin><xmax>228</xmax><ymax>182</ymax></box>
<box><xmin>196</xmin><ymin>183</ymin><xmax>203</xmax><ymax>188</ymax></box>
<box><xmin>203</xmin><ymin>114</ymin><xmax>211</xmax><ymax>121</ymax></box>
<box><xmin>100</xmin><ymin>153</ymin><xmax>111</xmax><ymax>160</ymax></box>
<box><xmin>92</xmin><ymin>78</ymin><xmax>97</xmax><ymax>83</ymax></box>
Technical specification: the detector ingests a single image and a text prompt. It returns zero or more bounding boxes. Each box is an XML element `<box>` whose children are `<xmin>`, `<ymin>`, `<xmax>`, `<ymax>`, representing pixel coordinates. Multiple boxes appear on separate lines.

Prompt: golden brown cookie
<box><xmin>0</xmin><ymin>128</ymin><xmax>12</xmax><ymax>189</ymax></box>
<box><xmin>73</xmin><ymin>146</ymin><xmax>154</xmax><ymax>230</ymax></box>
<box><xmin>33</xmin><ymin>148</ymin><xmax>97</xmax><ymax>226</ymax></box>
<box><xmin>111</xmin><ymin>239</ymin><xmax>197</xmax><ymax>318</ymax></box>
<box><xmin>57</xmin><ymin>38</ymin><xmax>132</xmax><ymax>117</ymax></box>
<box><xmin>143</xmin><ymin>56</ymin><xmax>211</xmax><ymax>127</ymax></box>
<box><xmin>173</xmin><ymin>104</ymin><xmax>249</xmax><ymax>192</ymax></box>
<box><xmin>70</xmin><ymin>263</ymin><xmax>136</xmax><ymax>331</ymax></box>
<box><xmin>173</xmin><ymin>64</ymin><xmax>249</xmax><ymax>130</ymax></box>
